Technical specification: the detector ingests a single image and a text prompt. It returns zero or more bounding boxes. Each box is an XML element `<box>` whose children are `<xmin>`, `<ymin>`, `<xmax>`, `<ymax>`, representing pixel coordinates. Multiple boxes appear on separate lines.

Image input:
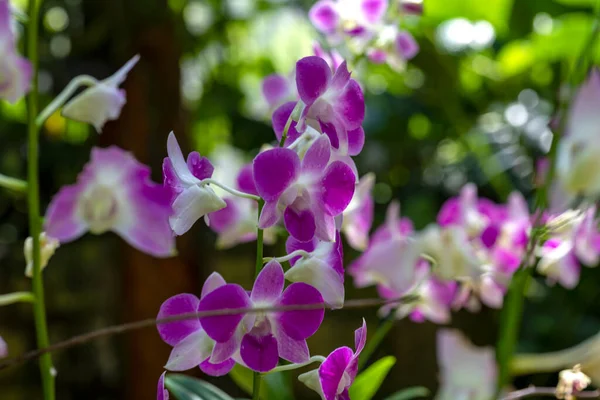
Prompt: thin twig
<box><xmin>0</xmin><ymin>295</ymin><xmax>417</xmax><ymax>371</ymax></box>
<box><xmin>502</xmin><ymin>386</ymin><xmax>600</xmax><ymax>399</ymax></box>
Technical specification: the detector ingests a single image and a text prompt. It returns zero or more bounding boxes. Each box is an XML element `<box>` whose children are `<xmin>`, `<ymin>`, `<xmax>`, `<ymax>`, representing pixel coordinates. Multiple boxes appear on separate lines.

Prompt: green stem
<box><xmin>252</xmin><ymin>372</ymin><xmax>262</xmax><ymax>400</ymax></box>
<box><xmin>279</xmin><ymin>102</ymin><xmax>303</xmax><ymax>147</ymax></box>
<box><xmin>36</xmin><ymin>75</ymin><xmax>97</xmax><ymax>128</ymax></box>
<box><xmin>252</xmin><ymin>198</ymin><xmax>266</xmax><ymax>399</ymax></box>
<box><xmin>26</xmin><ymin>0</ymin><xmax>55</xmax><ymax>398</ymax></box>
<box><xmin>0</xmin><ymin>173</ymin><xmax>27</xmax><ymax>193</ymax></box>
<box><xmin>358</xmin><ymin>314</ymin><xmax>396</xmax><ymax>370</ymax></box>
<box><xmin>0</xmin><ymin>292</ymin><xmax>36</xmax><ymax>306</ymax></box>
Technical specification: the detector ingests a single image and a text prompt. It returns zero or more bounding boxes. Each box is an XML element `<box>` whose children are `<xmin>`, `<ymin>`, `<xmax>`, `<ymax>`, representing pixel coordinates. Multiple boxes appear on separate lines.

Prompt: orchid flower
<box><xmin>0</xmin><ymin>0</ymin><xmax>31</xmax><ymax>103</ymax></box>
<box><xmin>367</xmin><ymin>26</ymin><xmax>419</xmax><ymax>72</ymax></box>
<box><xmin>298</xmin><ymin>319</ymin><xmax>367</xmax><ymax>400</ymax></box>
<box><xmin>295</xmin><ymin>57</ymin><xmax>365</xmax><ymax>155</ymax></box>
<box><xmin>62</xmin><ymin>55</ymin><xmax>140</xmax><ymax>132</ymax></box>
<box><xmin>436</xmin><ymin>329</ymin><xmax>497</xmax><ymax>400</ymax></box>
<box><xmin>44</xmin><ymin>146</ymin><xmax>175</xmax><ymax>257</ymax></box>
<box><xmin>197</xmin><ymin>261</ymin><xmax>325</xmax><ymax>372</ymax></box>
<box><xmin>349</xmin><ymin>201</ymin><xmax>419</xmax><ymax>294</ymax></box>
<box><xmin>157</xmin><ymin>372</ymin><xmax>169</xmax><ymax>400</ymax></box>
<box><xmin>341</xmin><ymin>173</ymin><xmax>374</xmax><ymax>251</ymax></box>
<box><xmin>156</xmin><ymin>272</ymin><xmax>236</xmax><ymax>375</ymax></box>
<box><xmin>252</xmin><ymin>135</ymin><xmax>356</xmax><ymax>242</ymax></box>
<box><xmin>285</xmin><ymin>232</ymin><xmax>345</xmax><ymax>308</ymax></box>
<box><xmin>162</xmin><ymin>132</ymin><xmax>226</xmax><ymax>236</ymax></box>
<box><xmin>309</xmin><ymin>0</ymin><xmax>389</xmax><ymax>41</ymax></box>
<box><xmin>262</xmin><ymin>73</ymin><xmax>296</xmax><ymax>110</ymax></box>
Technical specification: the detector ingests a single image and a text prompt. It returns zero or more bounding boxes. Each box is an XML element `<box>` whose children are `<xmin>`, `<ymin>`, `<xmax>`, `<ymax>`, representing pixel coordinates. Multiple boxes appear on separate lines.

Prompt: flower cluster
<box><xmin>309</xmin><ymin>0</ymin><xmax>420</xmax><ymax>71</ymax></box>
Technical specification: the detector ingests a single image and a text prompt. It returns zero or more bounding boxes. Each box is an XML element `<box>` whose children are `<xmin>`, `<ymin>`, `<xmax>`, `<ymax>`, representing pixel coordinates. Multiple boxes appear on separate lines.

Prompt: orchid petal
<box><xmin>262</xmin><ymin>74</ymin><xmax>291</xmax><ymax>108</ymax></box>
<box><xmin>157</xmin><ymin>372</ymin><xmax>169</xmax><ymax>400</ymax></box>
<box><xmin>253</xmin><ymin>148</ymin><xmax>300</xmax><ymax>202</ymax></box>
<box><xmin>319</xmin><ymin>347</ymin><xmax>354</xmax><ymax>400</ymax></box>
<box><xmin>284</xmin><ymin>207</ymin><xmax>317</xmax><ymax>242</ymax></box>
<box><xmin>302</xmin><ymin>135</ymin><xmax>332</xmax><ymax>174</ymax></box>
<box><xmin>198</xmin><ymin>284</ymin><xmax>251</xmax><ymax>343</ymax></box>
<box><xmin>320</xmin><ymin>161</ymin><xmax>356</xmax><ymax>216</ymax></box>
<box><xmin>166</xmin><ymin>132</ymin><xmax>198</xmax><ymax>184</ymax></box>
<box><xmin>277</xmin><ymin>282</ymin><xmax>324</xmax><ymax>340</ymax></box>
<box><xmin>201</xmin><ymin>272</ymin><xmax>227</xmax><ymax>298</ymax></box>
<box><xmin>157</xmin><ymin>293</ymin><xmax>201</xmax><ymax>346</ymax></box>
<box><xmin>240</xmin><ymin>332</ymin><xmax>279</xmax><ymax>373</ymax></box>
<box><xmin>296</xmin><ymin>56</ymin><xmax>332</xmax><ymax>105</ymax></box>
<box><xmin>309</xmin><ymin>1</ymin><xmax>339</xmax><ymax>34</ymax></box>
<box><xmin>272</xmin><ymin>102</ymin><xmax>302</xmax><ymax>146</ymax></box>
<box><xmin>169</xmin><ymin>185</ymin><xmax>226</xmax><ymax>236</ymax></box>
<box><xmin>199</xmin><ymin>358</ymin><xmax>235</xmax><ymax>377</ymax></box>
<box><xmin>44</xmin><ymin>185</ymin><xmax>88</xmax><ymax>243</ymax></box>
<box><xmin>251</xmin><ymin>260</ymin><xmax>285</xmax><ymax>304</ymax></box>
<box><xmin>285</xmin><ymin>257</ymin><xmax>345</xmax><ymax>308</ymax></box>
<box><xmin>361</xmin><ymin>0</ymin><xmax>388</xmax><ymax>24</ymax></box>
<box><xmin>187</xmin><ymin>152</ymin><xmax>214</xmax><ymax>181</ymax></box>
<box><xmin>275</xmin><ymin>328</ymin><xmax>310</xmax><ymax>364</ymax></box>
<box><xmin>165</xmin><ymin>329</ymin><xmax>213</xmax><ymax>371</ymax></box>
<box><xmin>258</xmin><ymin>200</ymin><xmax>281</xmax><ymax>228</ymax></box>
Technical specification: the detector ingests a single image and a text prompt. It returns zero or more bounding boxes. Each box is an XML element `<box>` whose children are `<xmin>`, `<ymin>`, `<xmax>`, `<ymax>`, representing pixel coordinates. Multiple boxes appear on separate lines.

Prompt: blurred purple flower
<box><xmin>156</xmin><ymin>372</ymin><xmax>169</xmax><ymax>400</ymax></box>
<box><xmin>162</xmin><ymin>132</ymin><xmax>226</xmax><ymax>236</ymax></box>
<box><xmin>0</xmin><ymin>335</ymin><xmax>7</xmax><ymax>358</ymax></box>
<box><xmin>0</xmin><ymin>0</ymin><xmax>31</xmax><ymax>103</ymax></box>
<box><xmin>299</xmin><ymin>319</ymin><xmax>367</xmax><ymax>400</ymax></box>
<box><xmin>341</xmin><ymin>173</ymin><xmax>374</xmax><ymax>251</ymax></box>
<box><xmin>44</xmin><ymin>146</ymin><xmax>175</xmax><ymax>257</ymax></box>
<box><xmin>62</xmin><ymin>55</ymin><xmax>140</xmax><ymax>132</ymax></box>
<box><xmin>252</xmin><ymin>135</ymin><xmax>356</xmax><ymax>242</ymax></box>
<box><xmin>198</xmin><ymin>261</ymin><xmax>325</xmax><ymax>373</ymax></box>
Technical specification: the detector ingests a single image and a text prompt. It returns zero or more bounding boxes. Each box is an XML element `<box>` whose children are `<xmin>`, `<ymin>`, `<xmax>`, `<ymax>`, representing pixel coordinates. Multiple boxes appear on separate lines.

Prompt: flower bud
<box><xmin>24</xmin><ymin>233</ymin><xmax>60</xmax><ymax>278</ymax></box>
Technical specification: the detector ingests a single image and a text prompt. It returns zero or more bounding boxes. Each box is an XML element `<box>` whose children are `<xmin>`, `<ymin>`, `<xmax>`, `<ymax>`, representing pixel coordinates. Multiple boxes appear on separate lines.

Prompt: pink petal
<box><xmin>201</xmin><ymin>272</ymin><xmax>227</xmax><ymax>298</ymax></box>
<box><xmin>251</xmin><ymin>260</ymin><xmax>285</xmax><ymax>304</ymax></box>
<box><xmin>276</xmin><ymin>328</ymin><xmax>310</xmax><ymax>364</ymax></box>
<box><xmin>347</xmin><ymin>127</ymin><xmax>365</xmax><ymax>156</ymax></box>
<box><xmin>165</xmin><ymin>329</ymin><xmax>212</xmax><ymax>371</ymax></box>
<box><xmin>395</xmin><ymin>31</ymin><xmax>419</xmax><ymax>60</ymax></box>
<box><xmin>302</xmin><ymin>135</ymin><xmax>332</xmax><ymax>173</ymax></box>
<box><xmin>253</xmin><ymin>148</ymin><xmax>300</xmax><ymax>202</ymax></box>
<box><xmin>309</xmin><ymin>1</ymin><xmax>339</xmax><ymax>34</ymax></box>
<box><xmin>354</xmin><ymin>319</ymin><xmax>367</xmax><ymax>357</ymax></box>
<box><xmin>262</xmin><ymin>74</ymin><xmax>291</xmax><ymax>108</ymax></box>
<box><xmin>187</xmin><ymin>152</ymin><xmax>214</xmax><ymax>180</ymax></box>
<box><xmin>330</xmin><ymin>62</ymin><xmax>351</xmax><ymax>92</ymax></box>
<box><xmin>296</xmin><ymin>56</ymin><xmax>332</xmax><ymax>106</ymax></box>
<box><xmin>44</xmin><ymin>185</ymin><xmax>88</xmax><ymax>242</ymax></box>
<box><xmin>157</xmin><ymin>293</ymin><xmax>201</xmax><ymax>346</ymax></box>
<box><xmin>334</xmin><ymin>79</ymin><xmax>365</xmax><ymax>130</ymax></box>
<box><xmin>240</xmin><ymin>332</ymin><xmax>279</xmax><ymax>373</ymax></box>
<box><xmin>236</xmin><ymin>164</ymin><xmax>258</xmax><ymax>195</ymax></box>
<box><xmin>198</xmin><ymin>284</ymin><xmax>251</xmax><ymax>343</ymax></box>
<box><xmin>199</xmin><ymin>358</ymin><xmax>235</xmax><ymax>377</ymax></box>
<box><xmin>277</xmin><ymin>283</ymin><xmax>324</xmax><ymax>340</ymax></box>
<box><xmin>258</xmin><ymin>200</ymin><xmax>281</xmax><ymax>229</ymax></box>
<box><xmin>210</xmin><ymin>330</ymin><xmax>242</xmax><ymax>364</ymax></box>
<box><xmin>157</xmin><ymin>372</ymin><xmax>169</xmax><ymax>400</ymax></box>
<box><xmin>208</xmin><ymin>198</ymin><xmax>239</xmax><ymax>233</ymax></box>
<box><xmin>319</xmin><ymin>347</ymin><xmax>354</xmax><ymax>400</ymax></box>
<box><xmin>320</xmin><ymin>161</ymin><xmax>356</xmax><ymax>216</ymax></box>
<box><xmin>272</xmin><ymin>102</ymin><xmax>302</xmax><ymax>146</ymax></box>
<box><xmin>361</xmin><ymin>0</ymin><xmax>388</xmax><ymax>24</ymax></box>
<box><xmin>284</xmin><ymin>207</ymin><xmax>317</xmax><ymax>242</ymax></box>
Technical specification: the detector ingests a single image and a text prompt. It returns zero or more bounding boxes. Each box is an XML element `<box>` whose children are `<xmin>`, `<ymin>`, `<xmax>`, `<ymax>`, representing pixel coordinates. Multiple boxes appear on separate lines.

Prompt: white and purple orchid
<box><xmin>44</xmin><ymin>146</ymin><xmax>175</xmax><ymax>257</ymax></box>
<box><xmin>285</xmin><ymin>232</ymin><xmax>345</xmax><ymax>308</ymax></box>
<box><xmin>299</xmin><ymin>319</ymin><xmax>367</xmax><ymax>400</ymax></box>
<box><xmin>0</xmin><ymin>0</ymin><xmax>31</xmax><ymax>103</ymax></box>
<box><xmin>341</xmin><ymin>173</ymin><xmax>375</xmax><ymax>251</ymax></box>
<box><xmin>62</xmin><ymin>55</ymin><xmax>140</xmax><ymax>132</ymax></box>
<box><xmin>156</xmin><ymin>272</ymin><xmax>236</xmax><ymax>376</ymax></box>
<box><xmin>309</xmin><ymin>0</ymin><xmax>388</xmax><ymax>41</ymax></box>
<box><xmin>436</xmin><ymin>329</ymin><xmax>497</xmax><ymax>400</ymax></box>
<box><xmin>252</xmin><ymin>135</ymin><xmax>356</xmax><ymax>242</ymax></box>
<box><xmin>197</xmin><ymin>261</ymin><xmax>325</xmax><ymax>372</ymax></box>
<box><xmin>162</xmin><ymin>132</ymin><xmax>226</xmax><ymax>236</ymax></box>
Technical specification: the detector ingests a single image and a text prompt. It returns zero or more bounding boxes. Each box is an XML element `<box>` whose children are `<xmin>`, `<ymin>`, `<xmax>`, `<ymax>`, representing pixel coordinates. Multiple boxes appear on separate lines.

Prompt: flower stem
<box><xmin>27</xmin><ymin>0</ymin><xmax>55</xmax><ymax>398</ymax></box>
<box><xmin>252</xmin><ymin>198</ymin><xmax>266</xmax><ymax>399</ymax></box>
<box><xmin>0</xmin><ymin>292</ymin><xmax>36</xmax><ymax>306</ymax></box>
<box><xmin>358</xmin><ymin>314</ymin><xmax>395</xmax><ymax>370</ymax></box>
<box><xmin>278</xmin><ymin>102</ymin><xmax>303</xmax><ymax>147</ymax></box>
<box><xmin>36</xmin><ymin>75</ymin><xmax>98</xmax><ymax>128</ymax></box>
<box><xmin>0</xmin><ymin>173</ymin><xmax>27</xmax><ymax>193</ymax></box>
<box><xmin>268</xmin><ymin>356</ymin><xmax>326</xmax><ymax>374</ymax></box>
<box><xmin>200</xmin><ymin>178</ymin><xmax>261</xmax><ymax>202</ymax></box>
<box><xmin>263</xmin><ymin>249</ymin><xmax>311</xmax><ymax>264</ymax></box>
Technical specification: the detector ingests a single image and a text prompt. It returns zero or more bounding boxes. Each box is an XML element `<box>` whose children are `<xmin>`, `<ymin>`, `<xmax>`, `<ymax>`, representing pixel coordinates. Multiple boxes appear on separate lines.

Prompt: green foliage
<box><xmin>384</xmin><ymin>387</ymin><xmax>431</xmax><ymax>400</ymax></box>
<box><xmin>424</xmin><ymin>0</ymin><xmax>515</xmax><ymax>33</ymax></box>
<box><xmin>165</xmin><ymin>374</ymin><xmax>235</xmax><ymax>400</ymax></box>
<box><xmin>349</xmin><ymin>356</ymin><xmax>397</xmax><ymax>400</ymax></box>
<box><xmin>229</xmin><ymin>365</ymin><xmax>294</xmax><ymax>400</ymax></box>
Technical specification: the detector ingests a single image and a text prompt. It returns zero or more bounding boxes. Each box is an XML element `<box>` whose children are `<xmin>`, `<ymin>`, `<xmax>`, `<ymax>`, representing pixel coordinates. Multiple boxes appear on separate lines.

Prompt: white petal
<box><xmin>285</xmin><ymin>258</ymin><xmax>345</xmax><ymax>308</ymax></box>
<box><xmin>165</xmin><ymin>329</ymin><xmax>213</xmax><ymax>371</ymax></box>
<box><xmin>167</xmin><ymin>132</ymin><xmax>199</xmax><ymax>185</ymax></box>
<box><xmin>62</xmin><ymin>85</ymin><xmax>125</xmax><ymax>132</ymax></box>
<box><xmin>103</xmin><ymin>54</ymin><xmax>140</xmax><ymax>87</ymax></box>
<box><xmin>169</xmin><ymin>185</ymin><xmax>227</xmax><ymax>236</ymax></box>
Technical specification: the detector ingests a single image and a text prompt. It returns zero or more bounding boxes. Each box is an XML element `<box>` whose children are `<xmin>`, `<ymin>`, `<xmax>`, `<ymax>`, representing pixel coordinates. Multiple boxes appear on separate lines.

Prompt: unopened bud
<box><xmin>557</xmin><ymin>364</ymin><xmax>591</xmax><ymax>400</ymax></box>
<box><xmin>24</xmin><ymin>233</ymin><xmax>60</xmax><ymax>278</ymax></box>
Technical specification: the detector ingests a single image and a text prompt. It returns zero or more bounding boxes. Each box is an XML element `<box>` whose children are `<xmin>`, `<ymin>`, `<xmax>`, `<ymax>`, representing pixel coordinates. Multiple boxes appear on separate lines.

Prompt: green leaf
<box><xmin>384</xmin><ymin>387</ymin><xmax>431</xmax><ymax>400</ymax></box>
<box><xmin>349</xmin><ymin>356</ymin><xmax>397</xmax><ymax>400</ymax></box>
<box><xmin>229</xmin><ymin>364</ymin><xmax>295</xmax><ymax>400</ymax></box>
<box><xmin>165</xmin><ymin>374</ymin><xmax>235</xmax><ymax>400</ymax></box>
<box><xmin>424</xmin><ymin>0</ymin><xmax>514</xmax><ymax>34</ymax></box>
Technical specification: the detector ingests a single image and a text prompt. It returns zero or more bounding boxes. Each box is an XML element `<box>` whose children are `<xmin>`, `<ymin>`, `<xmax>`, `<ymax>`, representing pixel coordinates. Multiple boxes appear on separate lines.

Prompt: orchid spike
<box><xmin>44</xmin><ymin>146</ymin><xmax>175</xmax><ymax>257</ymax></box>
<box><xmin>62</xmin><ymin>55</ymin><xmax>140</xmax><ymax>132</ymax></box>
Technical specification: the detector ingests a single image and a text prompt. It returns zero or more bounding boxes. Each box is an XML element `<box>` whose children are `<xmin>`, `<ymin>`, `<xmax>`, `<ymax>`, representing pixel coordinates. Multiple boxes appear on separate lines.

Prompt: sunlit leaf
<box><xmin>165</xmin><ymin>374</ymin><xmax>235</xmax><ymax>400</ymax></box>
<box><xmin>348</xmin><ymin>356</ymin><xmax>397</xmax><ymax>400</ymax></box>
<box><xmin>384</xmin><ymin>387</ymin><xmax>430</xmax><ymax>400</ymax></box>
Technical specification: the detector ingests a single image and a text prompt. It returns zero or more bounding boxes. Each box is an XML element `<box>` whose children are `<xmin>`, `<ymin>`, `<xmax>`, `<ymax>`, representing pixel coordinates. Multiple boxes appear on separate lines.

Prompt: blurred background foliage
<box><xmin>1</xmin><ymin>0</ymin><xmax>600</xmax><ymax>398</ymax></box>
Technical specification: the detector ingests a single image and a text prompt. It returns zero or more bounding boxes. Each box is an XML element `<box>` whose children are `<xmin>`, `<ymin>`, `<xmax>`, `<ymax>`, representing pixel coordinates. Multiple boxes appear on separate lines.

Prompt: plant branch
<box><xmin>0</xmin><ymin>174</ymin><xmax>27</xmax><ymax>193</ymax></box>
<box><xmin>35</xmin><ymin>75</ymin><xmax>97</xmax><ymax>128</ymax></box>
<box><xmin>0</xmin><ymin>295</ymin><xmax>418</xmax><ymax>371</ymax></box>
<box><xmin>502</xmin><ymin>386</ymin><xmax>600</xmax><ymax>399</ymax></box>
<box><xmin>200</xmin><ymin>178</ymin><xmax>261</xmax><ymax>202</ymax></box>
<box><xmin>0</xmin><ymin>292</ymin><xmax>35</xmax><ymax>306</ymax></box>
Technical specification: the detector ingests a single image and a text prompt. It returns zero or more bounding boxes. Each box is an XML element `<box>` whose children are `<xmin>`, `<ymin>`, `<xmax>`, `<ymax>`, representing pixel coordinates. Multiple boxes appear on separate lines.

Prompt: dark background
<box><xmin>1</xmin><ymin>0</ymin><xmax>599</xmax><ymax>398</ymax></box>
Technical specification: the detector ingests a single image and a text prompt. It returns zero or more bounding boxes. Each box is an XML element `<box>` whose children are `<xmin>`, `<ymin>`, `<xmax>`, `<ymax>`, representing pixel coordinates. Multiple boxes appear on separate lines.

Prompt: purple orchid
<box><xmin>44</xmin><ymin>146</ymin><xmax>175</xmax><ymax>257</ymax></box>
<box><xmin>294</xmin><ymin>56</ymin><xmax>365</xmax><ymax>155</ymax></box>
<box><xmin>349</xmin><ymin>202</ymin><xmax>419</xmax><ymax>294</ymax></box>
<box><xmin>262</xmin><ymin>72</ymin><xmax>296</xmax><ymax>110</ymax></box>
<box><xmin>162</xmin><ymin>132</ymin><xmax>226</xmax><ymax>236</ymax></box>
<box><xmin>156</xmin><ymin>272</ymin><xmax>236</xmax><ymax>376</ymax></box>
<box><xmin>367</xmin><ymin>26</ymin><xmax>419</xmax><ymax>72</ymax></box>
<box><xmin>341</xmin><ymin>173</ymin><xmax>374</xmax><ymax>251</ymax></box>
<box><xmin>378</xmin><ymin>260</ymin><xmax>457</xmax><ymax>324</ymax></box>
<box><xmin>0</xmin><ymin>0</ymin><xmax>32</xmax><ymax>103</ymax></box>
<box><xmin>313</xmin><ymin>42</ymin><xmax>344</xmax><ymax>71</ymax></box>
<box><xmin>252</xmin><ymin>135</ymin><xmax>356</xmax><ymax>242</ymax></box>
<box><xmin>285</xmin><ymin>232</ymin><xmax>345</xmax><ymax>308</ymax></box>
<box><xmin>62</xmin><ymin>55</ymin><xmax>140</xmax><ymax>132</ymax></box>
<box><xmin>157</xmin><ymin>372</ymin><xmax>169</xmax><ymax>400</ymax></box>
<box><xmin>197</xmin><ymin>261</ymin><xmax>325</xmax><ymax>373</ymax></box>
<box><xmin>299</xmin><ymin>319</ymin><xmax>367</xmax><ymax>400</ymax></box>
<box><xmin>436</xmin><ymin>329</ymin><xmax>497</xmax><ymax>400</ymax></box>
<box><xmin>309</xmin><ymin>0</ymin><xmax>389</xmax><ymax>41</ymax></box>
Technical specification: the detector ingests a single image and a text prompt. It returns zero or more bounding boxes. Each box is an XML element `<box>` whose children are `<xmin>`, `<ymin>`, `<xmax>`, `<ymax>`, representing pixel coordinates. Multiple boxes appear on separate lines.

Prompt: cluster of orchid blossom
<box><xmin>309</xmin><ymin>0</ymin><xmax>421</xmax><ymax>71</ymax></box>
